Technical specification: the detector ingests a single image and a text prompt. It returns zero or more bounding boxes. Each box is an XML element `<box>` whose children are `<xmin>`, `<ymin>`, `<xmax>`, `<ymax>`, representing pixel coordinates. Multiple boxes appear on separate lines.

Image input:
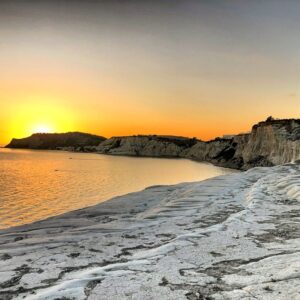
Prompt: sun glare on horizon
<box><xmin>2</xmin><ymin>97</ymin><xmax>79</xmax><ymax>143</ymax></box>
<box><xmin>31</xmin><ymin>124</ymin><xmax>54</xmax><ymax>134</ymax></box>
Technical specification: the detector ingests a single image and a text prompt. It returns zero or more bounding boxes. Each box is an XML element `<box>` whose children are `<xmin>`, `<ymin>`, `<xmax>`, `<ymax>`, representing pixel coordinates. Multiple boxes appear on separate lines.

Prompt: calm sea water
<box><xmin>0</xmin><ymin>148</ymin><xmax>235</xmax><ymax>229</ymax></box>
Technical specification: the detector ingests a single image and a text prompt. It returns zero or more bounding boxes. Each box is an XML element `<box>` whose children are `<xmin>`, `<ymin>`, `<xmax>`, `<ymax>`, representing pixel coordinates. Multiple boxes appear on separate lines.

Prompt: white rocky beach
<box><xmin>0</xmin><ymin>162</ymin><xmax>299</xmax><ymax>299</ymax></box>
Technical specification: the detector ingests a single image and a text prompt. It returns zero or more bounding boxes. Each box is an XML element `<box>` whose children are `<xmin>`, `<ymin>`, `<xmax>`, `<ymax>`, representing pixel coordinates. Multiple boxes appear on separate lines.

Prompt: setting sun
<box><xmin>0</xmin><ymin>96</ymin><xmax>79</xmax><ymax>145</ymax></box>
<box><xmin>31</xmin><ymin>124</ymin><xmax>53</xmax><ymax>134</ymax></box>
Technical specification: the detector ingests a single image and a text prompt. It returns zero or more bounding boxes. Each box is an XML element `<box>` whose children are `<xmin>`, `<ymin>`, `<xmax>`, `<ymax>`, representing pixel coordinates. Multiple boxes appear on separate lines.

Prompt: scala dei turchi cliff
<box><xmin>94</xmin><ymin>117</ymin><xmax>300</xmax><ymax>169</ymax></box>
<box><xmin>1</xmin><ymin>117</ymin><xmax>299</xmax><ymax>300</ymax></box>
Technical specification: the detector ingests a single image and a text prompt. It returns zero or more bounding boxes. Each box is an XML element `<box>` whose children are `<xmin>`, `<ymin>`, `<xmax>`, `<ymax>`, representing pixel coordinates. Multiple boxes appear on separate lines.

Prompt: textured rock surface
<box><xmin>241</xmin><ymin>119</ymin><xmax>300</xmax><ymax>168</ymax></box>
<box><xmin>95</xmin><ymin>118</ymin><xmax>300</xmax><ymax>170</ymax></box>
<box><xmin>5</xmin><ymin>132</ymin><xmax>106</xmax><ymax>150</ymax></box>
<box><xmin>96</xmin><ymin>135</ymin><xmax>198</xmax><ymax>157</ymax></box>
<box><xmin>182</xmin><ymin>137</ymin><xmax>244</xmax><ymax>169</ymax></box>
<box><xmin>0</xmin><ymin>163</ymin><xmax>299</xmax><ymax>299</ymax></box>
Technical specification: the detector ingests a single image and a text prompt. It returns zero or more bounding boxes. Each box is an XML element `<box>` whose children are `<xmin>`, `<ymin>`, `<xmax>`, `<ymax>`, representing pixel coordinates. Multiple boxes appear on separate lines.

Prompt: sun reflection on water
<box><xmin>0</xmin><ymin>148</ymin><xmax>235</xmax><ymax>229</ymax></box>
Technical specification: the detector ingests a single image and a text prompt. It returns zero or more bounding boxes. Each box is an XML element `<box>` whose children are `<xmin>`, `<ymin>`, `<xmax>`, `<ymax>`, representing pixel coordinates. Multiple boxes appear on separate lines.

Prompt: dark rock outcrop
<box><xmin>182</xmin><ymin>135</ymin><xmax>248</xmax><ymax>169</ymax></box>
<box><xmin>5</xmin><ymin>132</ymin><xmax>106</xmax><ymax>150</ymax></box>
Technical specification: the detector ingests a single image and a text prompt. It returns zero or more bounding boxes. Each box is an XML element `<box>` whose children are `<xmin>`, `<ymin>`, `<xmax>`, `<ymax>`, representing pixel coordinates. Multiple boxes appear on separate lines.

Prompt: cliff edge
<box><xmin>95</xmin><ymin>118</ymin><xmax>300</xmax><ymax>170</ymax></box>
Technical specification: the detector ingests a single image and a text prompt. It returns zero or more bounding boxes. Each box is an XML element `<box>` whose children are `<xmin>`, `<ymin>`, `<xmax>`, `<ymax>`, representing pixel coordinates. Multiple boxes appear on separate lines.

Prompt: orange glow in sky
<box><xmin>2</xmin><ymin>95</ymin><xmax>77</xmax><ymax>143</ymax></box>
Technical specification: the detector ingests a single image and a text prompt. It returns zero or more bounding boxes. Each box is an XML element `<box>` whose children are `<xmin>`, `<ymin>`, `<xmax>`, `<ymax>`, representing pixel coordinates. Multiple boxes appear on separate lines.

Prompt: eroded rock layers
<box><xmin>95</xmin><ymin>118</ymin><xmax>300</xmax><ymax>169</ymax></box>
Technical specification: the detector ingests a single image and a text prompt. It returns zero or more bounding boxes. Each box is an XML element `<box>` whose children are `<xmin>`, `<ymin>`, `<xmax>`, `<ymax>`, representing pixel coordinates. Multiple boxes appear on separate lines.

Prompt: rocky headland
<box><xmin>5</xmin><ymin>132</ymin><xmax>105</xmax><ymax>150</ymax></box>
<box><xmin>5</xmin><ymin>118</ymin><xmax>300</xmax><ymax>170</ymax></box>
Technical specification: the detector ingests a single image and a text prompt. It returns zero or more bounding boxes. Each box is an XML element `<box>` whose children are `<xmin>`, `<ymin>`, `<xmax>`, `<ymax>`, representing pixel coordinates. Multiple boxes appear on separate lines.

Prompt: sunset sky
<box><xmin>0</xmin><ymin>0</ymin><xmax>299</xmax><ymax>145</ymax></box>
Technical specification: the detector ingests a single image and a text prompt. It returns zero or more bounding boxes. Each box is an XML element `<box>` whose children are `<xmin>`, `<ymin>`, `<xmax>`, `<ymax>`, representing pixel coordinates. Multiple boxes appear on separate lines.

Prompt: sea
<box><xmin>0</xmin><ymin>148</ymin><xmax>235</xmax><ymax>228</ymax></box>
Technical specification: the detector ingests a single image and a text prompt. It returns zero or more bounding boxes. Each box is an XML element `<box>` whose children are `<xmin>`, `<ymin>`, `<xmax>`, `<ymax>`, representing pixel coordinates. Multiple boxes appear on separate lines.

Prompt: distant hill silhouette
<box><xmin>5</xmin><ymin>132</ymin><xmax>106</xmax><ymax>150</ymax></box>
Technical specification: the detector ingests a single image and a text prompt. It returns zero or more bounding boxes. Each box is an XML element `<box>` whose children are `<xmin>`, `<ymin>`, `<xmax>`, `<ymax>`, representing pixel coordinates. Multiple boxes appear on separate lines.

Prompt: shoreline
<box><xmin>0</xmin><ymin>163</ymin><xmax>299</xmax><ymax>299</ymax></box>
<box><xmin>3</xmin><ymin>145</ymin><xmax>245</xmax><ymax>171</ymax></box>
<box><xmin>0</xmin><ymin>148</ymin><xmax>236</xmax><ymax>230</ymax></box>
<box><xmin>2</xmin><ymin>145</ymin><xmax>244</xmax><ymax>171</ymax></box>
